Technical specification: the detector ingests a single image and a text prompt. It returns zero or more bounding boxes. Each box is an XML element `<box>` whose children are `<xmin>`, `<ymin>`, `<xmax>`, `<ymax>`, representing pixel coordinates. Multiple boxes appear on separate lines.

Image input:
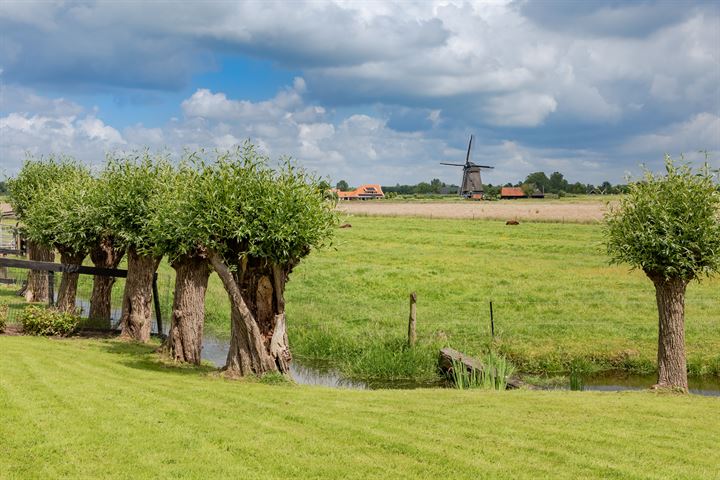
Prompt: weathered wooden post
<box><xmin>408</xmin><ymin>292</ymin><xmax>417</xmax><ymax>347</ymax></box>
<box><xmin>152</xmin><ymin>273</ymin><xmax>163</xmax><ymax>335</ymax></box>
<box><xmin>489</xmin><ymin>300</ymin><xmax>494</xmax><ymax>338</ymax></box>
<box><xmin>47</xmin><ymin>270</ymin><xmax>54</xmax><ymax>307</ymax></box>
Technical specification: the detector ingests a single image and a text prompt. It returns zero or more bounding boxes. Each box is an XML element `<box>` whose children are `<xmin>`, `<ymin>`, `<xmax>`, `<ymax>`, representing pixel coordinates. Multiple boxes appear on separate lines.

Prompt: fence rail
<box><xmin>0</xmin><ymin>258</ymin><xmax>167</xmax><ymax>334</ymax></box>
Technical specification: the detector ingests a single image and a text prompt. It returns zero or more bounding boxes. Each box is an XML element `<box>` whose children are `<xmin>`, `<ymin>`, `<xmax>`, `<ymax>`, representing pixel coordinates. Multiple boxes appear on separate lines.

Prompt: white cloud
<box><xmin>485</xmin><ymin>92</ymin><xmax>558</xmax><ymax>127</ymax></box>
<box><xmin>0</xmin><ymin>104</ymin><xmax>125</xmax><ymax>174</ymax></box>
<box><xmin>622</xmin><ymin>113</ymin><xmax>720</xmax><ymax>158</ymax></box>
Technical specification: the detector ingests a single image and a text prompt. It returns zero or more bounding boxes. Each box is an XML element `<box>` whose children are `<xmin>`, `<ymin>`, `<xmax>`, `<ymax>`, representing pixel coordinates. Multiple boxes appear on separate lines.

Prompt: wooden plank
<box><xmin>0</xmin><ymin>257</ymin><xmax>128</xmax><ymax>278</ymax></box>
<box><xmin>0</xmin><ymin>278</ymin><xmax>17</xmax><ymax>285</ymax></box>
<box><xmin>0</xmin><ymin>248</ymin><xmax>22</xmax><ymax>255</ymax></box>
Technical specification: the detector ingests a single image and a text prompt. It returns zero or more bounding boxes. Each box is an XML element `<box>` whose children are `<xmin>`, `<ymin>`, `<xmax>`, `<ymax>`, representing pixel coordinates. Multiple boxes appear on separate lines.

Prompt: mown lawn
<box><xmin>0</xmin><ymin>336</ymin><xmax>718</xmax><ymax>480</ymax></box>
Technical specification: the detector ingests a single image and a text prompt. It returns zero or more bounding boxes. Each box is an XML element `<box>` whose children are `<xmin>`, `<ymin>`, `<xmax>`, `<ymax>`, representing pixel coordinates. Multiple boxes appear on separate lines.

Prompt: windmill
<box><xmin>440</xmin><ymin>135</ymin><xmax>494</xmax><ymax>198</ymax></box>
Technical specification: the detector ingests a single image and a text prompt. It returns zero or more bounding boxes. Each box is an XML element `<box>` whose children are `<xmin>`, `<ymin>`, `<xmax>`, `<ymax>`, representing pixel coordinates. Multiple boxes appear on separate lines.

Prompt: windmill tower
<box><xmin>440</xmin><ymin>135</ymin><xmax>494</xmax><ymax>198</ymax></box>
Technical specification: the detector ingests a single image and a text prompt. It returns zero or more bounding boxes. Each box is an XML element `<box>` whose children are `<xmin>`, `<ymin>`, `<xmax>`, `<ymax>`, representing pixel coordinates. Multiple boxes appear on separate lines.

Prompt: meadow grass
<box><xmin>4</xmin><ymin>213</ymin><xmax>719</xmax><ymax>382</ymax></box>
<box><xmin>277</xmin><ymin>216</ymin><xmax>720</xmax><ymax>380</ymax></box>
<box><xmin>1</xmin><ymin>336</ymin><xmax>718</xmax><ymax>480</ymax></box>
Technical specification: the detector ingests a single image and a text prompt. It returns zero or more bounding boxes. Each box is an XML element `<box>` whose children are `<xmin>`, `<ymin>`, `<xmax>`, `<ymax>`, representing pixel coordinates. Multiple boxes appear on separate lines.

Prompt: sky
<box><xmin>1</xmin><ymin>0</ymin><xmax>719</xmax><ymax>186</ymax></box>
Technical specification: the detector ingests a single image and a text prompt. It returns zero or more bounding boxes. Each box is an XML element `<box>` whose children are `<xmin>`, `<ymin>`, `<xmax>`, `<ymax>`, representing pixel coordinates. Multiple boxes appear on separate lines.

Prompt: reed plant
<box><xmin>450</xmin><ymin>353</ymin><xmax>515</xmax><ymax>390</ymax></box>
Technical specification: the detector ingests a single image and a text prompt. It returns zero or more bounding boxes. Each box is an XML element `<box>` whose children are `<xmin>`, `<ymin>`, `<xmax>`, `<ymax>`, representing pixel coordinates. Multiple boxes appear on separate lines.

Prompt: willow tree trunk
<box><xmin>240</xmin><ymin>260</ymin><xmax>292</xmax><ymax>373</ymax></box>
<box><xmin>56</xmin><ymin>250</ymin><xmax>86</xmax><ymax>313</ymax></box>
<box><xmin>650</xmin><ymin>275</ymin><xmax>689</xmax><ymax>391</ymax></box>
<box><xmin>89</xmin><ymin>238</ymin><xmax>124</xmax><ymax>325</ymax></box>
<box><xmin>120</xmin><ymin>247</ymin><xmax>160</xmax><ymax>342</ymax></box>
<box><xmin>208</xmin><ymin>251</ymin><xmax>284</xmax><ymax>377</ymax></box>
<box><xmin>164</xmin><ymin>254</ymin><xmax>210</xmax><ymax>364</ymax></box>
<box><xmin>24</xmin><ymin>240</ymin><xmax>54</xmax><ymax>302</ymax></box>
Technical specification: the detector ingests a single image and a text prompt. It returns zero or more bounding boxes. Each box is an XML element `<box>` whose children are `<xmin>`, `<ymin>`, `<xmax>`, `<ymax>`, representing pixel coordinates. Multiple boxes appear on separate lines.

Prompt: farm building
<box><xmin>500</xmin><ymin>187</ymin><xmax>545</xmax><ymax>199</ymax></box>
<box><xmin>335</xmin><ymin>184</ymin><xmax>385</xmax><ymax>200</ymax></box>
<box><xmin>500</xmin><ymin>187</ymin><xmax>525</xmax><ymax>199</ymax></box>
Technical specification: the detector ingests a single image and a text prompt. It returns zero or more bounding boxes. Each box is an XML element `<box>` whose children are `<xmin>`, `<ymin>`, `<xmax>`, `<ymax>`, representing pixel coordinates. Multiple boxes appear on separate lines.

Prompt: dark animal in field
<box><xmin>339</xmin><ymin>223</ymin><xmax>352</xmax><ymax>229</ymax></box>
<box><xmin>506</xmin><ymin>220</ymin><xmax>520</xmax><ymax>225</ymax></box>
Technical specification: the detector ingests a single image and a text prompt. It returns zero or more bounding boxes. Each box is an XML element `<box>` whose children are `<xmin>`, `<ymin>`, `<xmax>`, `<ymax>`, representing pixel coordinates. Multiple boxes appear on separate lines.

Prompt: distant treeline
<box><xmin>338</xmin><ymin>171</ymin><xmax>628</xmax><ymax>196</ymax></box>
<box><xmin>0</xmin><ymin>181</ymin><xmax>7</xmax><ymax>194</ymax></box>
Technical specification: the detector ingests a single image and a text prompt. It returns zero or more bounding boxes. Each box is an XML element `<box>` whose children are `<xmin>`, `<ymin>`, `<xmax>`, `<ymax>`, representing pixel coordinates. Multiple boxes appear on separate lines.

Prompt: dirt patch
<box><xmin>1</xmin><ymin>324</ymin><xmax>23</xmax><ymax>336</ymax></box>
<box><xmin>339</xmin><ymin>200</ymin><xmax>610</xmax><ymax>223</ymax></box>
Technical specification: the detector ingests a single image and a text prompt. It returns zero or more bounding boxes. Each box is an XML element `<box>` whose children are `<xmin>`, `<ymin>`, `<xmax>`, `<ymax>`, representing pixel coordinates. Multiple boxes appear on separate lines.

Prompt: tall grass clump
<box><xmin>481</xmin><ymin>352</ymin><xmax>516</xmax><ymax>390</ymax></box>
<box><xmin>450</xmin><ymin>353</ymin><xmax>515</xmax><ymax>390</ymax></box>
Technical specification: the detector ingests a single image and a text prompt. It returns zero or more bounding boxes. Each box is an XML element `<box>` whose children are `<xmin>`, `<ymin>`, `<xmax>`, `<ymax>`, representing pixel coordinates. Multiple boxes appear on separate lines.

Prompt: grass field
<box><xmin>277</xmin><ymin>216</ymin><xmax>720</xmax><ymax>380</ymax></box>
<box><xmin>1</xmin><ymin>336</ymin><xmax>718</xmax><ymax>480</ymax></box>
<box><xmin>3</xmin><ymin>208</ymin><xmax>719</xmax><ymax>382</ymax></box>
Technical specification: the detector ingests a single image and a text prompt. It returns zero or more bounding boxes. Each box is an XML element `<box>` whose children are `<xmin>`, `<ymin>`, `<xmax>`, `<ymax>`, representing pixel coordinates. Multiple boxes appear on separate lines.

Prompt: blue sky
<box><xmin>1</xmin><ymin>0</ymin><xmax>718</xmax><ymax>185</ymax></box>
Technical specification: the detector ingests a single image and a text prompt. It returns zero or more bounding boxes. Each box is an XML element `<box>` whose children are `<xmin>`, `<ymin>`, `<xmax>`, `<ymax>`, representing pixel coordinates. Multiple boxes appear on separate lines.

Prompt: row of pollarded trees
<box><xmin>8</xmin><ymin>144</ymin><xmax>337</xmax><ymax>376</ymax></box>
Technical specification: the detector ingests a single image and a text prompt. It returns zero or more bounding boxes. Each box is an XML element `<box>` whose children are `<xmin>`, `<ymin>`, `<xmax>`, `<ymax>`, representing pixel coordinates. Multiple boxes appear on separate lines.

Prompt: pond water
<box><xmin>201</xmin><ymin>335</ymin><xmax>720</xmax><ymax>396</ymax></box>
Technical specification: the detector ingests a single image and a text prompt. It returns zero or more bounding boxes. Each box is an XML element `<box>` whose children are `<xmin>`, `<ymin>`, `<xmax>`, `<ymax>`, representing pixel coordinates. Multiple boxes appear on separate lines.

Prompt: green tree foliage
<box><xmin>7</xmin><ymin>156</ymin><xmax>82</xmax><ymax>220</ymax></box>
<box><xmin>335</xmin><ymin>179</ymin><xmax>349</xmax><ymax>191</ymax></box>
<box><xmin>430</xmin><ymin>178</ymin><xmax>443</xmax><ymax>193</ymax></box>
<box><xmin>101</xmin><ymin>151</ymin><xmax>172</xmax><ymax>252</ymax></box>
<box><xmin>22</xmin><ymin>163</ymin><xmax>96</xmax><ymax>257</ymax></box>
<box><xmin>549</xmin><ymin>172</ymin><xmax>569</xmax><ymax>193</ymax></box>
<box><xmin>524</xmin><ymin>172</ymin><xmax>550</xmax><ymax>193</ymax></box>
<box><xmin>604</xmin><ymin>158</ymin><xmax>720</xmax><ymax>280</ymax></box>
<box><xmin>195</xmin><ymin>144</ymin><xmax>337</xmax><ymax>268</ymax></box>
<box><xmin>145</xmin><ymin>153</ymin><xmax>205</xmax><ymax>263</ymax></box>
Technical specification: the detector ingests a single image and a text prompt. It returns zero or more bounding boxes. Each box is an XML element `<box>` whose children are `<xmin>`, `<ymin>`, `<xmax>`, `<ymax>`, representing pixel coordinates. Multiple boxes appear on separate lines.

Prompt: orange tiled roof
<box><xmin>501</xmin><ymin>187</ymin><xmax>525</xmax><ymax>197</ymax></box>
<box><xmin>336</xmin><ymin>184</ymin><xmax>384</xmax><ymax>199</ymax></box>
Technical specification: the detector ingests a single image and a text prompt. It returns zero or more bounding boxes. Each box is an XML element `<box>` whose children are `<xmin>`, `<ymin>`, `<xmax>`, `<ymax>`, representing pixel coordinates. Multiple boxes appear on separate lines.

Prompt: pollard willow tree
<box><xmin>6</xmin><ymin>157</ymin><xmax>78</xmax><ymax>302</ymax></box>
<box><xmin>198</xmin><ymin>145</ymin><xmax>337</xmax><ymax>376</ymax></box>
<box><xmin>22</xmin><ymin>162</ymin><xmax>96</xmax><ymax>312</ymax></box>
<box><xmin>88</xmin><ymin>174</ymin><xmax>125</xmax><ymax>323</ymax></box>
<box><xmin>146</xmin><ymin>155</ymin><xmax>210</xmax><ymax>364</ymax></box>
<box><xmin>604</xmin><ymin>156</ymin><xmax>720</xmax><ymax>390</ymax></box>
<box><xmin>103</xmin><ymin>152</ymin><xmax>171</xmax><ymax>342</ymax></box>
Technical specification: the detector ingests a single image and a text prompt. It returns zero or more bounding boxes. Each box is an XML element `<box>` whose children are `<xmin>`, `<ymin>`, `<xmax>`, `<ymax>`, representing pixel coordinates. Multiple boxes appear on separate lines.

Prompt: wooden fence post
<box><xmin>47</xmin><ymin>271</ymin><xmax>54</xmax><ymax>307</ymax></box>
<box><xmin>489</xmin><ymin>300</ymin><xmax>494</xmax><ymax>338</ymax></box>
<box><xmin>408</xmin><ymin>292</ymin><xmax>417</xmax><ymax>347</ymax></box>
<box><xmin>152</xmin><ymin>273</ymin><xmax>163</xmax><ymax>335</ymax></box>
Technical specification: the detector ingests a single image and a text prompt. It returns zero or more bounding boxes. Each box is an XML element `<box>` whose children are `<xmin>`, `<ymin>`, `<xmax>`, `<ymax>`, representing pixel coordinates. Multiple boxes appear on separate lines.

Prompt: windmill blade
<box><xmin>476</xmin><ymin>165</ymin><xmax>495</xmax><ymax>169</ymax></box>
<box><xmin>465</xmin><ymin>135</ymin><xmax>473</xmax><ymax>165</ymax></box>
<box><xmin>440</xmin><ymin>162</ymin><xmax>466</xmax><ymax>166</ymax></box>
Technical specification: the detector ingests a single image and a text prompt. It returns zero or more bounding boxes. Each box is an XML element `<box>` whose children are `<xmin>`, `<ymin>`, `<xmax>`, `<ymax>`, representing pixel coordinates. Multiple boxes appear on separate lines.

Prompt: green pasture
<box><xmin>3</xmin><ymin>214</ymin><xmax>719</xmax><ymax>381</ymax></box>
<box><xmin>1</xmin><ymin>336</ymin><xmax>717</xmax><ymax>480</ymax></box>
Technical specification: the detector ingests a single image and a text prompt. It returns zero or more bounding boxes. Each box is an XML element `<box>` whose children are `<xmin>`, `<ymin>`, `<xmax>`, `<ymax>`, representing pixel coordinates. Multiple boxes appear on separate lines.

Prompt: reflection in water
<box><xmin>201</xmin><ymin>335</ymin><xmax>720</xmax><ymax>396</ymax></box>
<box><xmin>580</xmin><ymin>373</ymin><xmax>720</xmax><ymax>397</ymax></box>
<box><xmin>201</xmin><ymin>334</ymin><xmax>367</xmax><ymax>389</ymax></box>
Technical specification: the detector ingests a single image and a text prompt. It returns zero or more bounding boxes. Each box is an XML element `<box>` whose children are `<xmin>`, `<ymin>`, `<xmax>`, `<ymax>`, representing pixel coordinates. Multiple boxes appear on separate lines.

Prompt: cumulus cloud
<box><xmin>0</xmin><ymin>111</ymin><xmax>125</xmax><ymax>174</ymax></box>
<box><xmin>485</xmin><ymin>92</ymin><xmax>558</xmax><ymax>127</ymax></box>
<box><xmin>622</xmin><ymin>113</ymin><xmax>720</xmax><ymax>158</ymax></box>
<box><xmin>1</xmin><ymin>1</ymin><xmax>718</xmax><ymax>182</ymax></box>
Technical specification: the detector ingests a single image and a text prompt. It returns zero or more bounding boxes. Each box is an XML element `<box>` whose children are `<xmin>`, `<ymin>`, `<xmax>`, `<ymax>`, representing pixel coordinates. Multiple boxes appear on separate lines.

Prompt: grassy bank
<box><xmin>1</xmin><ymin>336</ymin><xmax>718</xmax><ymax>479</ymax></box>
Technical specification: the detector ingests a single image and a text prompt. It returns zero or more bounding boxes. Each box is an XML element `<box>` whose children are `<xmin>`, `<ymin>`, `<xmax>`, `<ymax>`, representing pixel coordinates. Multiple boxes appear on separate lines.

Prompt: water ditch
<box><xmin>201</xmin><ymin>335</ymin><xmax>720</xmax><ymax>396</ymax></box>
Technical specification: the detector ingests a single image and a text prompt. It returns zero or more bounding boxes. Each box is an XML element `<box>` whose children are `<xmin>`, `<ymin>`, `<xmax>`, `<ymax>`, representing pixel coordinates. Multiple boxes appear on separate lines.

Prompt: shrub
<box><xmin>0</xmin><ymin>301</ymin><xmax>8</xmax><ymax>333</ymax></box>
<box><xmin>19</xmin><ymin>305</ymin><xmax>80</xmax><ymax>336</ymax></box>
